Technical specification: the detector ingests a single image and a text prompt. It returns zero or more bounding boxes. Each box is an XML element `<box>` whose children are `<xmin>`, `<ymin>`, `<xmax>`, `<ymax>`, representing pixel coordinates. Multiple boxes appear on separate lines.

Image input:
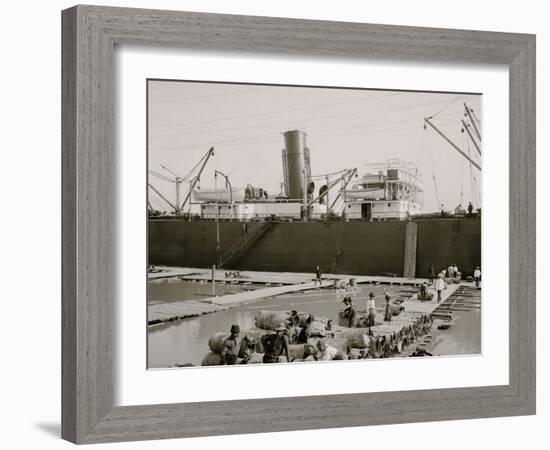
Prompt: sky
<box><xmin>147</xmin><ymin>80</ymin><xmax>482</xmax><ymax>214</ymax></box>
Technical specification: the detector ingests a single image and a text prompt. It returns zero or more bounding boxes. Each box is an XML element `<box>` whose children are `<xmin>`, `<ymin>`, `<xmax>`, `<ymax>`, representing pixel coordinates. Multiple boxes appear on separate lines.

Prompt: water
<box><xmin>147</xmin><ymin>280</ymin><xmax>481</xmax><ymax>368</ymax></box>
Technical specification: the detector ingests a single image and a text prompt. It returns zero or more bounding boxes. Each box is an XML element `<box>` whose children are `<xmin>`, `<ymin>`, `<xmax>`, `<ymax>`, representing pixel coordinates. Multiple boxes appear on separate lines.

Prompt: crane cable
<box><xmin>426</xmin><ymin>130</ymin><xmax>441</xmax><ymax>211</ymax></box>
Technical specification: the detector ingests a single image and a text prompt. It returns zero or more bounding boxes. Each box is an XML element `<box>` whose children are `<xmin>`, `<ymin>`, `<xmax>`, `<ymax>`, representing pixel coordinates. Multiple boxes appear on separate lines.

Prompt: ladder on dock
<box><xmin>220</xmin><ymin>222</ymin><xmax>273</xmax><ymax>268</ymax></box>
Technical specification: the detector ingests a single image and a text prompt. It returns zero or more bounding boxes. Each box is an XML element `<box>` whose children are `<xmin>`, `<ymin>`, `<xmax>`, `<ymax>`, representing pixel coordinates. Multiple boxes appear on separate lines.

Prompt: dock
<box><xmin>148</xmin><ymin>266</ymin><xmax>428</xmax><ymax>286</ymax></box>
<box><xmin>148</xmin><ymin>266</ymin><xmax>465</xmax><ymax>328</ymax></box>
<box><xmin>148</xmin><ymin>279</ymin><xmax>332</xmax><ymax>325</ymax></box>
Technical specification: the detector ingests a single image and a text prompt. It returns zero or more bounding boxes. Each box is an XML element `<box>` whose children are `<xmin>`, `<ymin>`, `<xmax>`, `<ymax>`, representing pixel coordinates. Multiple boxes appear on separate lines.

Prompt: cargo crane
<box><xmin>148</xmin><ymin>146</ymin><xmax>214</xmax><ymax>215</ymax></box>
<box><xmin>424</xmin><ymin>104</ymin><xmax>482</xmax><ymax>212</ymax></box>
<box><xmin>310</xmin><ymin>168</ymin><xmax>357</xmax><ymax>214</ymax></box>
<box><xmin>423</xmin><ymin>117</ymin><xmax>481</xmax><ymax>171</ymax></box>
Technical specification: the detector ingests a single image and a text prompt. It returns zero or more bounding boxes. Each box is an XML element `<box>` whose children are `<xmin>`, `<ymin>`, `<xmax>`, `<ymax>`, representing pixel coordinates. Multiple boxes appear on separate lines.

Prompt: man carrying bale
<box><xmin>261</xmin><ymin>323</ymin><xmax>291</xmax><ymax>364</ymax></box>
<box><xmin>220</xmin><ymin>324</ymin><xmax>240</xmax><ymax>365</ymax></box>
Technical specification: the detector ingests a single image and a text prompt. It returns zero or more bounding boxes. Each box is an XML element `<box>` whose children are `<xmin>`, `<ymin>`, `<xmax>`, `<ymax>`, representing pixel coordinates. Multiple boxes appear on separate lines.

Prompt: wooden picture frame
<box><xmin>61</xmin><ymin>5</ymin><xmax>536</xmax><ymax>444</ymax></box>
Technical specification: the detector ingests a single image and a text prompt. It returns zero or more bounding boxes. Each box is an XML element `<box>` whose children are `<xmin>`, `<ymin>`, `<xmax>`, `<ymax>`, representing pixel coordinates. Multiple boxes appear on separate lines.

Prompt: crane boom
<box><xmin>308</xmin><ymin>168</ymin><xmax>355</xmax><ymax>206</ymax></box>
<box><xmin>330</xmin><ymin>168</ymin><xmax>357</xmax><ymax>211</ymax></box>
<box><xmin>424</xmin><ymin>118</ymin><xmax>481</xmax><ymax>171</ymax></box>
<box><xmin>464</xmin><ymin>103</ymin><xmax>481</xmax><ymax>141</ymax></box>
<box><xmin>148</xmin><ymin>183</ymin><xmax>177</xmax><ymax>211</ymax></box>
<box><xmin>179</xmin><ymin>147</ymin><xmax>215</xmax><ymax>210</ymax></box>
<box><xmin>149</xmin><ymin>170</ymin><xmax>176</xmax><ymax>183</ymax></box>
<box><xmin>461</xmin><ymin>119</ymin><xmax>482</xmax><ymax>156</ymax></box>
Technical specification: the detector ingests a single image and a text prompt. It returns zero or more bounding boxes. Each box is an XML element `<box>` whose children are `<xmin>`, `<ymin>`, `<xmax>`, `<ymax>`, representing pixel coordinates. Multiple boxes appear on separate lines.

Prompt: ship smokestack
<box><xmin>282</xmin><ymin>130</ymin><xmax>311</xmax><ymax>201</ymax></box>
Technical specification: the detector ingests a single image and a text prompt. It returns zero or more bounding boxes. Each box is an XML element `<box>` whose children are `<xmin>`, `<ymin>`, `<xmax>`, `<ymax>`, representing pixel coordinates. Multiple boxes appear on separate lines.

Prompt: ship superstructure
<box><xmin>189</xmin><ymin>130</ymin><xmax>420</xmax><ymax>222</ymax></box>
<box><xmin>342</xmin><ymin>160</ymin><xmax>423</xmax><ymax>221</ymax></box>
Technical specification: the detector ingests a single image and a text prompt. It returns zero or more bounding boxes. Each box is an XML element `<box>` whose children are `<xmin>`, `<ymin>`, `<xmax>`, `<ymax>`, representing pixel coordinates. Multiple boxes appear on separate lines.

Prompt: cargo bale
<box><xmin>201</xmin><ymin>352</ymin><xmax>223</xmax><ymax>366</ymax></box>
<box><xmin>208</xmin><ymin>332</ymin><xmax>229</xmax><ymax>354</ymax></box>
<box><xmin>297</xmin><ymin>312</ymin><xmax>314</xmax><ymax>327</ymax></box>
<box><xmin>255</xmin><ymin>310</ymin><xmax>299</xmax><ymax>330</ymax></box>
<box><xmin>242</xmin><ymin>328</ymin><xmax>268</xmax><ymax>353</ymax></box>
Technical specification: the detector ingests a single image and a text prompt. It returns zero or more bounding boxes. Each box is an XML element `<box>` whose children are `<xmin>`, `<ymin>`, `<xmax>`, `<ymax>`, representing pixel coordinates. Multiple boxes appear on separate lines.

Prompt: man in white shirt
<box><xmin>434</xmin><ymin>274</ymin><xmax>446</xmax><ymax>302</ymax></box>
<box><xmin>473</xmin><ymin>266</ymin><xmax>481</xmax><ymax>288</ymax></box>
<box><xmin>453</xmin><ymin>264</ymin><xmax>459</xmax><ymax>278</ymax></box>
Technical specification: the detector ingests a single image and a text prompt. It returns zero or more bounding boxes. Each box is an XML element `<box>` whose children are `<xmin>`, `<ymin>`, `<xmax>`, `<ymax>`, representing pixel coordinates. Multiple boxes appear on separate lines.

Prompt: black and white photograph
<box><xmin>147</xmin><ymin>80</ymin><xmax>482</xmax><ymax>369</ymax></box>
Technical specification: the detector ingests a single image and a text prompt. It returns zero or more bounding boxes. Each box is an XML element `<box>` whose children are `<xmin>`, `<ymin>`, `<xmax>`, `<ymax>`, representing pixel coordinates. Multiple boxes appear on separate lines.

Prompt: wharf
<box><xmin>149</xmin><ymin>266</ymin><xmax>428</xmax><ymax>286</ymax></box>
<box><xmin>147</xmin><ymin>266</ymin><xmax>458</xmax><ymax>327</ymax></box>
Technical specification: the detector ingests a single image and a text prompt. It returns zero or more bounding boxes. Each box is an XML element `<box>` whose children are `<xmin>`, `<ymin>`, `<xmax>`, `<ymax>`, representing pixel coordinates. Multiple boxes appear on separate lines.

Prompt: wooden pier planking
<box><xmin>147</xmin><ymin>266</ymin><xmax>476</xmax><ymax>327</ymax></box>
<box><xmin>148</xmin><ymin>266</ymin><xmax>429</xmax><ymax>286</ymax></box>
<box><xmin>148</xmin><ymin>300</ymin><xmax>227</xmax><ymax>325</ymax></box>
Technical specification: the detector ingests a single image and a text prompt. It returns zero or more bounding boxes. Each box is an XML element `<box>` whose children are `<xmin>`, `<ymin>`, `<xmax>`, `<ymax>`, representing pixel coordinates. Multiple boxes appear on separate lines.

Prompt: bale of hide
<box><xmin>297</xmin><ymin>312</ymin><xmax>315</xmax><ymax>327</ymax></box>
<box><xmin>331</xmin><ymin>328</ymin><xmax>370</xmax><ymax>349</ymax></box>
<box><xmin>288</xmin><ymin>344</ymin><xmax>318</xmax><ymax>361</ymax></box>
<box><xmin>242</xmin><ymin>328</ymin><xmax>269</xmax><ymax>353</ymax></box>
<box><xmin>308</xmin><ymin>319</ymin><xmax>331</xmax><ymax>336</ymax></box>
<box><xmin>201</xmin><ymin>352</ymin><xmax>223</xmax><ymax>366</ymax></box>
<box><xmin>208</xmin><ymin>332</ymin><xmax>229</xmax><ymax>354</ymax></box>
<box><xmin>324</xmin><ymin>337</ymin><xmax>351</xmax><ymax>354</ymax></box>
<box><xmin>337</xmin><ymin>310</ymin><xmax>361</xmax><ymax>327</ymax></box>
<box><xmin>255</xmin><ymin>310</ymin><xmax>299</xmax><ymax>330</ymax></box>
<box><xmin>392</xmin><ymin>305</ymin><xmax>405</xmax><ymax>316</ymax></box>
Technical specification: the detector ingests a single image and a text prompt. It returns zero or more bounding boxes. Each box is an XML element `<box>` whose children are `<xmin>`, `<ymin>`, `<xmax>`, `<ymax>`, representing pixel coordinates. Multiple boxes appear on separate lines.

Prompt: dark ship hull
<box><xmin>148</xmin><ymin>217</ymin><xmax>481</xmax><ymax>278</ymax></box>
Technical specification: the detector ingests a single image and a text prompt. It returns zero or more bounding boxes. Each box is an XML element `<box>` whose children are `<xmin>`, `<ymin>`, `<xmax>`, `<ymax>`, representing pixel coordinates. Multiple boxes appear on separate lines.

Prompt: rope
<box><xmin>427</xmin><ymin>132</ymin><xmax>441</xmax><ymax>210</ymax></box>
<box><xmin>429</xmin><ymin>95</ymin><xmax>462</xmax><ymax>119</ymax></box>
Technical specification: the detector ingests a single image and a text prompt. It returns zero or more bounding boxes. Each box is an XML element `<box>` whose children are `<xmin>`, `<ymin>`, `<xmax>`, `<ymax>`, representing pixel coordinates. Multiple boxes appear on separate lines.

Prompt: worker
<box><xmin>237</xmin><ymin>334</ymin><xmax>256</xmax><ymax>364</ymax></box>
<box><xmin>440</xmin><ymin>203</ymin><xmax>445</xmax><ymax>217</ymax></box>
<box><xmin>428</xmin><ymin>263</ymin><xmax>435</xmax><ymax>284</ymax></box>
<box><xmin>434</xmin><ymin>273</ymin><xmax>446</xmax><ymax>302</ymax></box>
<box><xmin>342</xmin><ymin>297</ymin><xmax>357</xmax><ymax>327</ymax></box>
<box><xmin>261</xmin><ymin>323</ymin><xmax>291</xmax><ymax>364</ymax></box>
<box><xmin>453</xmin><ymin>263</ymin><xmax>459</xmax><ymax>278</ymax></box>
<box><xmin>473</xmin><ymin>266</ymin><xmax>482</xmax><ymax>288</ymax></box>
<box><xmin>447</xmin><ymin>264</ymin><xmax>454</xmax><ymax>278</ymax></box>
<box><xmin>289</xmin><ymin>309</ymin><xmax>299</xmax><ymax>327</ymax></box>
<box><xmin>383</xmin><ymin>294</ymin><xmax>393</xmax><ymax>322</ymax></box>
<box><xmin>467</xmin><ymin>202</ymin><xmax>474</xmax><ymax>216</ymax></box>
<box><xmin>220</xmin><ymin>324</ymin><xmax>240</xmax><ymax>365</ymax></box>
<box><xmin>296</xmin><ymin>324</ymin><xmax>308</xmax><ymax>344</ymax></box>
<box><xmin>421</xmin><ymin>282</ymin><xmax>433</xmax><ymax>301</ymax></box>
<box><xmin>366</xmin><ymin>292</ymin><xmax>376</xmax><ymax>327</ymax></box>
<box><xmin>315</xmin><ymin>265</ymin><xmax>322</xmax><ymax>285</ymax></box>
<box><xmin>454</xmin><ymin>204</ymin><xmax>462</xmax><ymax>215</ymax></box>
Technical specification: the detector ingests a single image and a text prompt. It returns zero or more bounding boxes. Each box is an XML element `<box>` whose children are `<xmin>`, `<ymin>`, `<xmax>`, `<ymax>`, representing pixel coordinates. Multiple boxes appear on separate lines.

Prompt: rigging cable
<box><xmin>426</xmin><ymin>128</ymin><xmax>441</xmax><ymax>211</ymax></box>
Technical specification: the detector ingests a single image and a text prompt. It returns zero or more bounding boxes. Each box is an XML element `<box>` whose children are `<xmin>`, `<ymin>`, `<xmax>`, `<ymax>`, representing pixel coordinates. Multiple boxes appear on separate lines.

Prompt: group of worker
<box><xmin>219</xmin><ymin>323</ymin><xmax>291</xmax><ymax>365</ymax></box>
<box><xmin>219</xmin><ymin>321</ymin><xmax>346</xmax><ymax>365</ymax></box>
<box><xmin>342</xmin><ymin>291</ymin><xmax>393</xmax><ymax>326</ymax></box>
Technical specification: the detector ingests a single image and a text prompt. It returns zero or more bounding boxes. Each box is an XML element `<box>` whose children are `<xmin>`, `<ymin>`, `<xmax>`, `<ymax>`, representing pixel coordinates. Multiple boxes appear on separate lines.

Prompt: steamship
<box><xmin>148</xmin><ymin>130</ymin><xmax>481</xmax><ymax>278</ymax></box>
